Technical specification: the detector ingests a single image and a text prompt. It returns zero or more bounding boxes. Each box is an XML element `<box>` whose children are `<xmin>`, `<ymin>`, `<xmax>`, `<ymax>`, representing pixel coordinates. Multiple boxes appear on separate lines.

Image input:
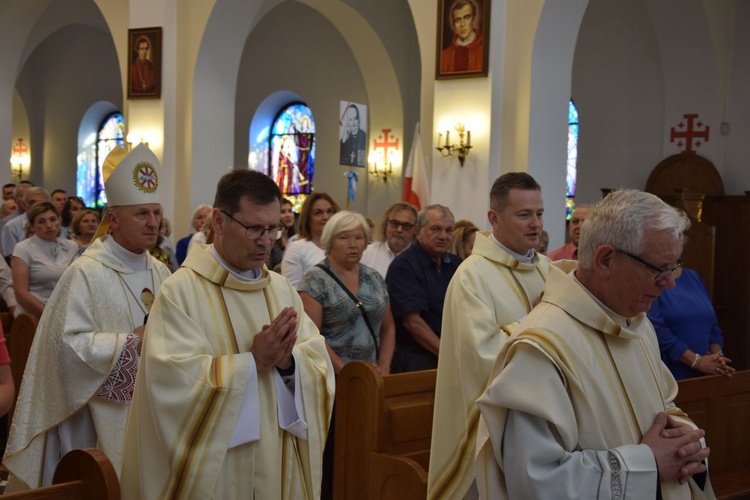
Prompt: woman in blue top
<box><xmin>647</xmin><ymin>267</ymin><xmax>734</xmax><ymax>379</ymax></box>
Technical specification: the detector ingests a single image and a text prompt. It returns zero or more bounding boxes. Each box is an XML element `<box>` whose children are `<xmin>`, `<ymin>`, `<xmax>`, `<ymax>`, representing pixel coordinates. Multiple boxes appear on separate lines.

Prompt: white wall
<box><xmin>572</xmin><ymin>0</ymin><xmax>664</xmax><ymax>205</ymax></box>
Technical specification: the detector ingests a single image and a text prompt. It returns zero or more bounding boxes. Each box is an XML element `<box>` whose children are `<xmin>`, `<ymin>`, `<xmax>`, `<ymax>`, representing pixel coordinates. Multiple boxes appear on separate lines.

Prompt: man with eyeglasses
<box><xmin>121</xmin><ymin>169</ymin><xmax>334</xmax><ymax>498</ymax></box>
<box><xmin>361</xmin><ymin>202</ymin><xmax>418</xmax><ymax>278</ymax></box>
<box><xmin>386</xmin><ymin>204</ymin><xmax>461</xmax><ymax>373</ymax></box>
<box><xmin>428</xmin><ymin>172</ymin><xmax>550</xmax><ymax>499</ymax></box>
<box><xmin>476</xmin><ymin>189</ymin><xmax>714</xmax><ymax>500</ymax></box>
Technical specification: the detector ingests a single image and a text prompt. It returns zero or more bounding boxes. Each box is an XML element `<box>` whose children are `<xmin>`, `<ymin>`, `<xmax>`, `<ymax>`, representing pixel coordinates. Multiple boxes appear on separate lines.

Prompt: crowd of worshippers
<box><xmin>0</xmin><ymin>145</ymin><xmax>727</xmax><ymax>498</ymax></box>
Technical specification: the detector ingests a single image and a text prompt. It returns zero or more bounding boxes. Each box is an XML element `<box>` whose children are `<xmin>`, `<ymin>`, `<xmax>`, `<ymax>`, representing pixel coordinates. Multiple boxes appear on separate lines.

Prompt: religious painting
<box><xmin>339</xmin><ymin>101</ymin><xmax>368</xmax><ymax>167</ymax></box>
<box><xmin>127</xmin><ymin>27</ymin><xmax>162</xmax><ymax>99</ymax></box>
<box><xmin>436</xmin><ymin>0</ymin><xmax>491</xmax><ymax>80</ymax></box>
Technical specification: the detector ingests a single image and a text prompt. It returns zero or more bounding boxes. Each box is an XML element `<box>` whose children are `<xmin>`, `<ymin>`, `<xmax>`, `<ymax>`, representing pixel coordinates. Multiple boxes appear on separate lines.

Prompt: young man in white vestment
<box><xmin>3</xmin><ymin>144</ymin><xmax>171</xmax><ymax>489</ymax></box>
<box><xmin>428</xmin><ymin>172</ymin><xmax>550</xmax><ymax>499</ymax></box>
<box><xmin>476</xmin><ymin>189</ymin><xmax>715</xmax><ymax>499</ymax></box>
<box><xmin>121</xmin><ymin>169</ymin><xmax>335</xmax><ymax>499</ymax></box>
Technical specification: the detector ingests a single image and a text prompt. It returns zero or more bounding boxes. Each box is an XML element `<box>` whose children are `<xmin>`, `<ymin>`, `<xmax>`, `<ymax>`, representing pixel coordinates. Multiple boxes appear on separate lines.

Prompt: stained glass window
<box><xmin>260</xmin><ymin>103</ymin><xmax>315</xmax><ymax>211</ymax></box>
<box><xmin>566</xmin><ymin>100</ymin><xmax>579</xmax><ymax>220</ymax></box>
<box><xmin>77</xmin><ymin>112</ymin><xmax>125</xmax><ymax>208</ymax></box>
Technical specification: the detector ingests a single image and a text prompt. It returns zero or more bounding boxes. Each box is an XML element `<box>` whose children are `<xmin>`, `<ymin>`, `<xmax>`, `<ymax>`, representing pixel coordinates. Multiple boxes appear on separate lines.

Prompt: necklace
<box><xmin>116</xmin><ymin>269</ymin><xmax>156</xmax><ymax>325</ymax></box>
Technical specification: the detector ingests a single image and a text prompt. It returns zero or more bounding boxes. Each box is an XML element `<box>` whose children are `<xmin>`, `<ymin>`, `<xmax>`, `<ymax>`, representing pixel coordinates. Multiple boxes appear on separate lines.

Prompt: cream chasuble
<box><xmin>428</xmin><ymin>232</ymin><xmax>551</xmax><ymax>499</ymax></box>
<box><xmin>121</xmin><ymin>244</ymin><xmax>334</xmax><ymax>499</ymax></box>
<box><xmin>475</xmin><ymin>266</ymin><xmax>715</xmax><ymax>500</ymax></box>
<box><xmin>3</xmin><ymin>236</ymin><xmax>171</xmax><ymax>489</ymax></box>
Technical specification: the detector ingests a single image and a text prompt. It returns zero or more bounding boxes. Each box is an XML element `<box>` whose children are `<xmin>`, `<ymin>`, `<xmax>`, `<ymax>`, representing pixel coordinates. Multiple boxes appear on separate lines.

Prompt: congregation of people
<box><xmin>0</xmin><ymin>145</ymin><xmax>730</xmax><ymax>499</ymax></box>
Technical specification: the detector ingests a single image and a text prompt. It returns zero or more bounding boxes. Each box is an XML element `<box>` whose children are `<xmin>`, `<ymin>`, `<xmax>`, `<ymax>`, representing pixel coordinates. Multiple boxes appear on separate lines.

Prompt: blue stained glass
<box><xmin>265</xmin><ymin>103</ymin><xmax>316</xmax><ymax>204</ymax></box>
<box><xmin>77</xmin><ymin>112</ymin><xmax>125</xmax><ymax>208</ymax></box>
<box><xmin>566</xmin><ymin>101</ymin><xmax>579</xmax><ymax>220</ymax></box>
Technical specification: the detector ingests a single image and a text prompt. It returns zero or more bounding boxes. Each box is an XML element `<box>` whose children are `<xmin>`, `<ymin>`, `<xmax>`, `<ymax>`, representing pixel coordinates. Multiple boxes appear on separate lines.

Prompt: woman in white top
<box><xmin>281</xmin><ymin>192</ymin><xmax>339</xmax><ymax>288</ymax></box>
<box><xmin>11</xmin><ymin>202</ymin><xmax>79</xmax><ymax>317</ymax></box>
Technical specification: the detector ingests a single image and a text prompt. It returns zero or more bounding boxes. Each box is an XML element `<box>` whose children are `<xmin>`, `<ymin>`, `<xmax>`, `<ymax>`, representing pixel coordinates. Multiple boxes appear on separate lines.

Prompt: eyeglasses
<box><xmin>617</xmin><ymin>249</ymin><xmax>683</xmax><ymax>281</ymax></box>
<box><xmin>221</xmin><ymin>210</ymin><xmax>285</xmax><ymax>241</ymax></box>
<box><xmin>387</xmin><ymin>219</ymin><xmax>415</xmax><ymax>231</ymax></box>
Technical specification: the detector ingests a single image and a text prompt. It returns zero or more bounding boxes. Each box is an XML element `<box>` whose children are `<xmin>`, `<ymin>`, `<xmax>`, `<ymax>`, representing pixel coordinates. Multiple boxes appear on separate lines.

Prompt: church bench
<box><xmin>675</xmin><ymin>370</ymin><xmax>750</xmax><ymax>500</ymax></box>
<box><xmin>5</xmin><ymin>313</ymin><xmax>38</xmax><ymax>433</ymax></box>
<box><xmin>2</xmin><ymin>448</ymin><xmax>119</xmax><ymax>499</ymax></box>
<box><xmin>333</xmin><ymin>364</ymin><xmax>749</xmax><ymax>500</ymax></box>
<box><xmin>333</xmin><ymin>362</ymin><xmax>435</xmax><ymax>500</ymax></box>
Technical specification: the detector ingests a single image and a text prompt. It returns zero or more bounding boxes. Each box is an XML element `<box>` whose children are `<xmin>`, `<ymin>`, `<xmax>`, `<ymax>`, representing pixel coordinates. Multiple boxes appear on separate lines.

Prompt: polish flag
<box><xmin>402</xmin><ymin>123</ymin><xmax>430</xmax><ymax>210</ymax></box>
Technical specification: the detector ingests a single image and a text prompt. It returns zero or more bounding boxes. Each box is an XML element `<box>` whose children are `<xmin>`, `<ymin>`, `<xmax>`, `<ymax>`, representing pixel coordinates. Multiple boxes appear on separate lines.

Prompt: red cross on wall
<box><xmin>372</xmin><ymin>129</ymin><xmax>399</xmax><ymax>160</ymax></box>
<box><xmin>11</xmin><ymin>138</ymin><xmax>28</xmax><ymax>158</ymax></box>
<box><xmin>670</xmin><ymin>114</ymin><xmax>709</xmax><ymax>154</ymax></box>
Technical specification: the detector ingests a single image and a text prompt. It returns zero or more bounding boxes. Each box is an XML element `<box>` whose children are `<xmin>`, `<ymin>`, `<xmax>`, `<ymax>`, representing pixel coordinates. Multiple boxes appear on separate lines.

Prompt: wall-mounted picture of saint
<box><xmin>436</xmin><ymin>0</ymin><xmax>490</xmax><ymax>79</ymax></box>
<box><xmin>339</xmin><ymin>101</ymin><xmax>368</xmax><ymax>167</ymax></box>
<box><xmin>128</xmin><ymin>27</ymin><xmax>162</xmax><ymax>99</ymax></box>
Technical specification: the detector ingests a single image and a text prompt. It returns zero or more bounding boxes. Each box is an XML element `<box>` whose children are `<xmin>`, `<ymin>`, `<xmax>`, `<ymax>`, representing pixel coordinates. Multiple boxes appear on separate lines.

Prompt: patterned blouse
<box><xmin>299</xmin><ymin>258</ymin><xmax>388</xmax><ymax>363</ymax></box>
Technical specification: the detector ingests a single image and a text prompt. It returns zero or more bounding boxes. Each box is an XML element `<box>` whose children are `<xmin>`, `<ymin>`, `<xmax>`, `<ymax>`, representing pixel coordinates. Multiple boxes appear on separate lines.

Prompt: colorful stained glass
<box><xmin>77</xmin><ymin>112</ymin><xmax>125</xmax><ymax>208</ymax></box>
<box><xmin>265</xmin><ymin>103</ymin><xmax>316</xmax><ymax>206</ymax></box>
<box><xmin>566</xmin><ymin>101</ymin><xmax>579</xmax><ymax>220</ymax></box>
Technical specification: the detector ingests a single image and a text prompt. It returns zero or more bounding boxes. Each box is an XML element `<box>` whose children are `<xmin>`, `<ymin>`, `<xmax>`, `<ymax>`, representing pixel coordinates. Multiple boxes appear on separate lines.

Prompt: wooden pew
<box><xmin>334</xmin><ymin>362</ymin><xmax>435</xmax><ymax>500</ymax></box>
<box><xmin>675</xmin><ymin>370</ymin><xmax>750</xmax><ymax>500</ymax></box>
<box><xmin>5</xmin><ymin>313</ymin><xmax>38</xmax><ymax>431</ymax></box>
<box><xmin>2</xmin><ymin>448</ymin><xmax>120</xmax><ymax>499</ymax></box>
<box><xmin>334</xmin><ymin>362</ymin><xmax>749</xmax><ymax>500</ymax></box>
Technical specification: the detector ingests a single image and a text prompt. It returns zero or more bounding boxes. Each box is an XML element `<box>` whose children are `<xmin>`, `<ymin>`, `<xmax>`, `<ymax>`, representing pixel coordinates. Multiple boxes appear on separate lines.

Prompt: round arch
<box><xmin>190</xmin><ymin>0</ymin><xmax>413</xmax><ymax>218</ymax></box>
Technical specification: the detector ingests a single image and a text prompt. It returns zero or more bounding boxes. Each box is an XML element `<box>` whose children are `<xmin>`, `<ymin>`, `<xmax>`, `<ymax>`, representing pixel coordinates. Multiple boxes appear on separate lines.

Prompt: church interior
<box><xmin>2</xmin><ymin>0</ymin><xmax>750</xmax><ymax>496</ymax></box>
<box><xmin>5</xmin><ymin>0</ymin><xmax>750</xmax><ymax>360</ymax></box>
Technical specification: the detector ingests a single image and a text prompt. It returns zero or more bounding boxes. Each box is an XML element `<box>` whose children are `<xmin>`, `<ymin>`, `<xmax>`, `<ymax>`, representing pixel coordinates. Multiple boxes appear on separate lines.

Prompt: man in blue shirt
<box><xmin>385</xmin><ymin>204</ymin><xmax>461</xmax><ymax>372</ymax></box>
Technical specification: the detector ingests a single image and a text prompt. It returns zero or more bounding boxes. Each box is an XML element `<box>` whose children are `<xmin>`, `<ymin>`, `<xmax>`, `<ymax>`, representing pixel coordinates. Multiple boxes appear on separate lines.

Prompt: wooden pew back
<box><xmin>676</xmin><ymin>370</ymin><xmax>750</xmax><ymax>499</ymax></box>
<box><xmin>333</xmin><ymin>362</ymin><xmax>749</xmax><ymax>500</ymax></box>
<box><xmin>2</xmin><ymin>448</ymin><xmax>120</xmax><ymax>499</ymax></box>
<box><xmin>5</xmin><ymin>313</ymin><xmax>38</xmax><ymax>431</ymax></box>
<box><xmin>334</xmin><ymin>362</ymin><xmax>435</xmax><ymax>500</ymax></box>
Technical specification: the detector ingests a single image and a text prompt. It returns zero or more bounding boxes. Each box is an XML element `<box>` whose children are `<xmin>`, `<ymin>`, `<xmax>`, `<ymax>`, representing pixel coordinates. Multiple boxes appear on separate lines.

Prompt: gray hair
<box><xmin>577</xmin><ymin>189</ymin><xmax>690</xmax><ymax>270</ymax></box>
<box><xmin>192</xmin><ymin>203</ymin><xmax>212</xmax><ymax>219</ymax></box>
<box><xmin>320</xmin><ymin>210</ymin><xmax>370</xmax><ymax>255</ymax></box>
<box><xmin>417</xmin><ymin>204</ymin><xmax>454</xmax><ymax>227</ymax></box>
<box><xmin>24</xmin><ymin>186</ymin><xmax>50</xmax><ymax>203</ymax></box>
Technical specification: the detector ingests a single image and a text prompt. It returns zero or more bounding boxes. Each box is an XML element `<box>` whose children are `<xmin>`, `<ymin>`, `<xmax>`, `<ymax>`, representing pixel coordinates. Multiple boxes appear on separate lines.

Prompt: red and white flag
<box><xmin>402</xmin><ymin>123</ymin><xmax>430</xmax><ymax>210</ymax></box>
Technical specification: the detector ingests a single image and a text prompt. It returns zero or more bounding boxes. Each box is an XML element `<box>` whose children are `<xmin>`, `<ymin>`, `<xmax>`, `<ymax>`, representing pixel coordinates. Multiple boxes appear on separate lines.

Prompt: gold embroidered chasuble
<box><xmin>4</xmin><ymin>237</ymin><xmax>171</xmax><ymax>488</ymax></box>
<box><xmin>475</xmin><ymin>265</ymin><xmax>715</xmax><ymax>500</ymax></box>
<box><xmin>428</xmin><ymin>232</ymin><xmax>551</xmax><ymax>499</ymax></box>
<box><xmin>121</xmin><ymin>245</ymin><xmax>334</xmax><ymax>499</ymax></box>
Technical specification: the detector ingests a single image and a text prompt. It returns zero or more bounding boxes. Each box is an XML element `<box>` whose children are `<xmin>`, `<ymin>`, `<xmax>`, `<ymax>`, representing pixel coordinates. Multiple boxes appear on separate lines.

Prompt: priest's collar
<box><xmin>490</xmin><ymin>234</ymin><xmax>535</xmax><ymax>263</ymax></box>
<box><xmin>208</xmin><ymin>245</ymin><xmax>262</xmax><ymax>281</ymax></box>
<box><xmin>456</xmin><ymin>30</ymin><xmax>477</xmax><ymax>47</ymax></box>
<box><xmin>104</xmin><ymin>234</ymin><xmax>148</xmax><ymax>271</ymax></box>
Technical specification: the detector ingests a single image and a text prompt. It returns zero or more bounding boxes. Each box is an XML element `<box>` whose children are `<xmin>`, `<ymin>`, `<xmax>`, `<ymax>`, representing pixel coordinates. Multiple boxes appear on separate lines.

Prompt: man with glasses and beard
<box><xmin>361</xmin><ymin>202</ymin><xmax>418</xmax><ymax>278</ymax></box>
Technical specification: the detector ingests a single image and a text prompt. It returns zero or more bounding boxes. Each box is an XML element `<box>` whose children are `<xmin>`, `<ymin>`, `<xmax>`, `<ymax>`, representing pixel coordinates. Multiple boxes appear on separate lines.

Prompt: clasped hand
<box><xmin>698</xmin><ymin>352</ymin><xmax>735</xmax><ymax>377</ymax></box>
<box><xmin>251</xmin><ymin>307</ymin><xmax>298</xmax><ymax>372</ymax></box>
<box><xmin>642</xmin><ymin>412</ymin><xmax>710</xmax><ymax>484</ymax></box>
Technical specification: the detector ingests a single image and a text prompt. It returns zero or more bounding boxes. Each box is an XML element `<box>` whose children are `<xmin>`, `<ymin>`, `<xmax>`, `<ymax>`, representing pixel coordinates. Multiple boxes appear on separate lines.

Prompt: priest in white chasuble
<box><xmin>476</xmin><ymin>189</ymin><xmax>716</xmax><ymax>500</ymax></box>
<box><xmin>3</xmin><ymin>144</ymin><xmax>171</xmax><ymax>489</ymax></box>
<box><xmin>121</xmin><ymin>169</ymin><xmax>334</xmax><ymax>499</ymax></box>
<box><xmin>428</xmin><ymin>172</ymin><xmax>550</xmax><ymax>500</ymax></box>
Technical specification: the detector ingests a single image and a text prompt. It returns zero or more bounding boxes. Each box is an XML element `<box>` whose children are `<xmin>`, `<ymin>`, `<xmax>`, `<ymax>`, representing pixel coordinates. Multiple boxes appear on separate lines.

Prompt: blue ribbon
<box><xmin>346</xmin><ymin>171</ymin><xmax>359</xmax><ymax>202</ymax></box>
